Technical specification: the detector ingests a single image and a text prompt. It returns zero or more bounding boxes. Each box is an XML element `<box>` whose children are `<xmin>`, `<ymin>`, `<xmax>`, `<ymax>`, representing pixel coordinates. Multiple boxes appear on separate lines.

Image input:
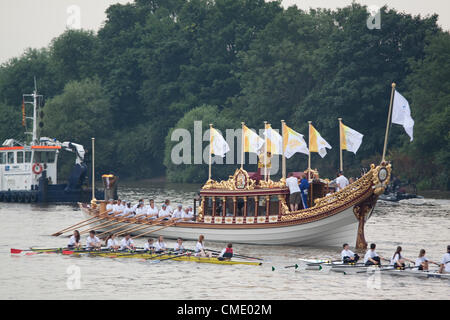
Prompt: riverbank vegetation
<box><xmin>0</xmin><ymin>0</ymin><xmax>448</xmax><ymax>190</ymax></box>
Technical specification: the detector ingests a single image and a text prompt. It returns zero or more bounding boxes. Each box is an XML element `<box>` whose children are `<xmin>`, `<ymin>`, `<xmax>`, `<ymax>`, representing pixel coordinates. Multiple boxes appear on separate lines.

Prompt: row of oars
<box><xmin>51</xmin><ymin>209</ymin><xmax>177</xmax><ymax>239</ymax></box>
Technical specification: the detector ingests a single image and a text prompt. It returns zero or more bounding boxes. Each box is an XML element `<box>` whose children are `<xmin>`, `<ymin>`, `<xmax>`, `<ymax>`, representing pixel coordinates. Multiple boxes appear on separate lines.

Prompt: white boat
<box><xmin>80</xmin><ymin>162</ymin><xmax>392</xmax><ymax>248</ymax></box>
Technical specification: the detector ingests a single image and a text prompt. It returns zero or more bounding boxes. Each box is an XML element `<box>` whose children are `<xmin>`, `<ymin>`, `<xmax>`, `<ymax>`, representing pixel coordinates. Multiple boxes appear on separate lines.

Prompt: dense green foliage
<box><xmin>0</xmin><ymin>0</ymin><xmax>448</xmax><ymax>189</ymax></box>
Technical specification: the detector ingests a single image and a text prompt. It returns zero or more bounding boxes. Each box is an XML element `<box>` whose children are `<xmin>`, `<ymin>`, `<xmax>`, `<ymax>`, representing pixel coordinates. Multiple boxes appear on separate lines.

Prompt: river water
<box><xmin>0</xmin><ymin>182</ymin><xmax>449</xmax><ymax>300</ymax></box>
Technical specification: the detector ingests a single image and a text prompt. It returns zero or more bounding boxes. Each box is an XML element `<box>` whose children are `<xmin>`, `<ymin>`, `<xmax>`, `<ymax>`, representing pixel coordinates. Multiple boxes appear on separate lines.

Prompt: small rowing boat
<box><xmin>381</xmin><ymin>268</ymin><xmax>450</xmax><ymax>280</ymax></box>
<box><xmin>18</xmin><ymin>248</ymin><xmax>262</xmax><ymax>266</ymax></box>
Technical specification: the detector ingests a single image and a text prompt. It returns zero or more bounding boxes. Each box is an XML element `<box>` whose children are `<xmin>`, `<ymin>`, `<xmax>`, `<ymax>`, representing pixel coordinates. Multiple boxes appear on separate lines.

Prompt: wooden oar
<box><xmin>51</xmin><ymin>209</ymin><xmax>112</xmax><ymax>236</ymax></box>
<box><xmin>133</xmin><ymin>220</ymin><xmax>177</xmax><ymax>239</ymax></box>
<box><xmin>206</xmin><ymin>249</ymin><xmax>263</xmax><ymax>261</ymax></box>
<box><xmin>150</xmin><ymin>252</ymin><xmax>188</xmax><ymax>263</ymax></box>
<box><xmin>114</xmin><ymin>217</ymin><xmax>166</xmax><ymax>237</ymax></box>
<box><xmin>96</xmin><ymin>217</ymin><xmax>146</xmax><ymax>238</ymax></box>
<box><xmin>78</xmin><ymin>214</ymin><xmax>126</xmax><ymax>235</ymax></box>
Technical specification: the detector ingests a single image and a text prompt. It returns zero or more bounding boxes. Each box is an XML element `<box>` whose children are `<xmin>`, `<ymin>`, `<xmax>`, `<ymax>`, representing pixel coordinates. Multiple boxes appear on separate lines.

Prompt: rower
<box><xmin>144</xmin><ymin>238</ymin><xmax>155</xmax><ymax>252</ymax></box>
<box><xmin>164</xmin><ymin>199</ymin><xmax>173</xmax><ymax>214</ymax></box>
<box><xmin>106</xmin><ymin>199</ymin><xmax>115</xmax><ymax>215</ymax></box>
<box><xmin>113</xmin><ymin>199</ymin><xmax>123</xmax><ymax>214</ymax></box>
<box><xmin>439</xmin><ymin>245</ymin><xmax>450</xmax><ymax>274</ymax></box>
<box><xmin>132</xmin><ymin>199</ymin><xmax>144</xmax><ymax>212</ymax></box>
<box><xmin>174</xmin><ymin>237</ymin><xmax>185</xmax><ymax>254</ymax></box>
<box><xmin>86</xmin><ymin>230</ymin><xmax>102</xmax><ymax>250</ymax></box>
<box><xmin>341</xmin><ymin>243</ymin><xmax>359</xmax><ymax>264</ymax></box>
<box><xmin>364</xmin><ymin>243</ymin><xmax>382</xmax><ymax>266</ymax></box>
<box><xmin>195</xmin><ymin>235</ymin><xmax>212</xmax><ymax>257</ymax></box>
<box><xmin>119</xmin><ymin>202</ymin><xmax>134</xmax><ymax>218</ymax></box>
<box><xmin>158</xmin><ymin>204</ymin><xmax>171</xmax><ymax>220</ymax></box>
<box><xmin>218</xmin><ymin>243</ymin><xmax>233</xmax><ymax>261</ymax></box>
<box><xmin>68</xmin><ymin>230</ymin><xmax>82</xmax><ymax>249</ymax></box>
<box><xmin>390</xmin><ymin>246</ymin><xmax>414</xmax><ymax>270</ymax></box>
<box><xmin>154</xmin><ymin>235</ymin><xmax>167</xmax><ymax>253</ymax></box>
<box><xmin>171</xmin><ymin>204</ymin><xmax>185</xmax><ymax>221</ymax></box>
<box><xmin>120</xmin><ymin>234</ymin><xmax>136</xmax><ymax>251</ymax></box>
<box><xmin>105</xmin><ymin>234</ymin><xmax>120</xmax><ymax>251</ymax></box>
<box><xmin>181</xmin><ymin>206</ymin><xmax>194</xmax><ymax>221</ymax></box>
<box><xmin>146</xmin><ymin>199</ymin><xmax>159</xmax><ymax>219</ymax></box>
<box><xmin>415</xmin><ymin>249</ymin><xmax>437</xmax><ymax>271</ymax></box>
<box><xmin>134</xmin><ymin>203</ymin><xmax>147</xmax><ymax>219</ymax></box>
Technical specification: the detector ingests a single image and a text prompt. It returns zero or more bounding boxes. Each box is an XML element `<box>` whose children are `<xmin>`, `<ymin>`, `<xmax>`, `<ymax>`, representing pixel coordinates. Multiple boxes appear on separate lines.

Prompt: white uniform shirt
<box><xmin>195</xmin><ymin>241</ymin><xmax>205</xmax><ymax>253</ymax></box>
<box><xmin>441</xmin><ymin>253</ymin><xmax>450</xmax><ymax>273</ymax></box>
<box><xmin>154</xmin><ymin>241</ymin><xmax>166</xmax><ymax>251</ymax></box>
<box><xmin>174</xmin><ymin>243</ymin><xmax>185</xmax><ymax>251</ymax></box>
<box><xmin>68</xmin><ymin>235</ymin><xmax>79</xmax><ymax>247</ymax></box>
<box><xmin>166</xmin><ymin>205</ymin><xmax>173</xmax><ymax>213</ymax></box>
<box><xmin>86</xmin><ymin>235</ymin><xmax>101</xmax><ymax>249</ymax></box>
<box><xmin>113</xmin><ymin>204</ymin><xmax>122</xmax><ymax>213</ymax></box>
<box><xmin>146</xmin><ymin>205</ymin><xmax>159</xmax><ymax>217</ymax></box>
<box><xmin>364</xmin><ymin>249</ymin><xmax>378</xmax><ymax>263</ymax></box>
<box><xmin>120</xmin><ymin>238</ymin><xmax>135</xmax><ymax>250</ymax></box>
<box><xmin>415</xmin><ymin>256</ymin><xmax>428</xmax><ymax>266</ymax></box>
<box><xmin>158</xmin><ymin>208</ymin><xmax>171</xmax><ymax>218</ymax></box>
<box><xmin>144</xmin><ymin>242</ymin><xmax>155</xmax><ymax>251</ymax></box>
<box><xmin>172</xmin><ymin>209</ymin><xmax>184</xmax><ymax>219</ymax></box>
<box><xmin>135</xmin><ymin>206</ymin><xmax>146</xmax><ymax>216</ymax></box>
<box><xmin>285</xmin><ymin>176</ymin><xmax>300</xmax><ymax>194</ymax></box>
<box><xmin>181</xmin><ymin>210</ymin><xmax>194</xmax><ymax>220</ymax></box>
<box><xmin>341</xmin><ymin>249</ymin><xmax>355</xmax><ymax>259</ymax></box>
<box><xmin>106</xmin><ymin>238</ymin><xmax>119</xmax><ymax>249</ymax></box>
<box><xmin>390</xmin><ymin>253</ymin><xmax>402</xmax><ymax>265</ymax></box>
<box><xmin>106</xmin><ymin>203</ymin><xmax>114</xmax><ymax>212</ymax></box>
<box><xmin>336</xmin><ymin>175</ymin><xmax>349</xmax><ymax>191</ymax></box>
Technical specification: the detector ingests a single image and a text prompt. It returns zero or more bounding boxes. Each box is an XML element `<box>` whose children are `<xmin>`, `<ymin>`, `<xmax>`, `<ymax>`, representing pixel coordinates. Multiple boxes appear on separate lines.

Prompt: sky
<box><xmin>0</xmin><ymin>0</ymin><xmax>449</xmax><ymax>64</ymax></box>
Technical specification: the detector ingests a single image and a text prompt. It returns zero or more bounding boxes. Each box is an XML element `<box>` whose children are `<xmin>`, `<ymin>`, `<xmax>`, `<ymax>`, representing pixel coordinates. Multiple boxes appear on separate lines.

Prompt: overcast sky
<box><xmin>1</xmin><ymin>0</ymin><xmax>449</xmax><ymax>64</ymax></box>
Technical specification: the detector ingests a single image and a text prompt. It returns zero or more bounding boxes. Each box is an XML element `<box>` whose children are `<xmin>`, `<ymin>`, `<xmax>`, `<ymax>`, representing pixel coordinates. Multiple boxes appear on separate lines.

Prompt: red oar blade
<box><xmin>25</xmin><ymin>252</ymin><xmax>39</xmax><ymax>256</ymax></box>
<box><xmin>62</xmin><ymin>250</ymin><xmax>74</xmax><ymax>255</ymax></box>
<box><xmin>10</xmin><ymin>248</ymin><xmax>23</xmax><ymax>254</ymax></box>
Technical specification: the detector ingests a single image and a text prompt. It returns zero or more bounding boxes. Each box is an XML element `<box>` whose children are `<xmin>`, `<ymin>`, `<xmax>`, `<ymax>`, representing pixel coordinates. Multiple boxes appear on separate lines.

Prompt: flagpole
<box><xmin>91</xmin><ymin>137</ymin><xmax>95</xmax><ymax>201</ymax></box>
<box><xmin>241</xmin><ymin>122</ymin><xmax>245</xmax><ymax>169</ymax></box>
<box><xmin>264</xmin><ymin>121</ymin><xmax>268</xmax><ymax>182</ymax></box>
<box><xmin>209</xmin><ymin>124</ymin><xmax>212</xmax><ymax>180</ymax></box>
<box><xmin>382</xmin><ymin>82</ymin><xmax>396</xmax><ymax>162</ymax></box>
<box><xmin>308</xmin><ymin>121</ymin><xmax>311</xmax><ymax>181</ymax></box>
<box><xmin>338</xmin><ymin>118</ymin><xmax>343</xmax><ymax>172</ymax></box>
<box><xmin>281</xmin><ymin>120</ymin><xmax>286</xmax><ymax>180</ymax></box>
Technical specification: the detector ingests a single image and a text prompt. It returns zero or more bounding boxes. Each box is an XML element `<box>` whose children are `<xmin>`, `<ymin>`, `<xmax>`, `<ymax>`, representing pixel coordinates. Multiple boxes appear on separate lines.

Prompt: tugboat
<box><xmin>0</xmin><ymin>83</ymin><xmax>106</xmax><ymax>203</ymax></box>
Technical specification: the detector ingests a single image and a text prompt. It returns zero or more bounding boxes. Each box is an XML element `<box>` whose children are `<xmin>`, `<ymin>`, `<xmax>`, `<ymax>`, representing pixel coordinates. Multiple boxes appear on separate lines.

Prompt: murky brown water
<box><xmin>1</xmin><ymin>182</ymin><xmax>449</xmax><ymax>299</ymax></box>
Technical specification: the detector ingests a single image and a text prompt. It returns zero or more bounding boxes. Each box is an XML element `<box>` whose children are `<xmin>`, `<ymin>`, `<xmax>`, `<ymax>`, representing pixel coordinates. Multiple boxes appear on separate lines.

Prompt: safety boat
<box><xmin>0</xmin><ymin>84</ymin><xmax>106</xmax><ymax>203</ymax></box>
<box><xmin>80</xmin><ymin>162</ymin><xmax>391</xmax><ymax>249</ymax></box>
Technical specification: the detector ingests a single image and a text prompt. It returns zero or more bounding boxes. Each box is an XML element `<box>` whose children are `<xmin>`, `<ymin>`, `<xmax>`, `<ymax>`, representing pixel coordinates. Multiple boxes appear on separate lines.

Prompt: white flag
<box><xmin>340</xmin><ymin>122</ymin><xmax>364</xmax><ymax>154</ymax></box>
<box><xmin>283</xmin><ymin>123</ymin><xmax>309</xmax><ymax>159</ymax></box>
<box><xmin>263</xmin><ymin>124</ymin><xmax>283</xmax><ymax>155</ymax></box>
<box><xmin>210</xmin><ymin>127</ymin><xmax>230</xmax><ymax>157</ymax></box>
<box><xmin>243</xmin><ymin>125</ymin><xmax>265</xmax><ymax>154</ymax></box>
<box><xmin>392</xmin><ymin>90</ymin><xmax>414</xmax><ymax>141</ymax></box>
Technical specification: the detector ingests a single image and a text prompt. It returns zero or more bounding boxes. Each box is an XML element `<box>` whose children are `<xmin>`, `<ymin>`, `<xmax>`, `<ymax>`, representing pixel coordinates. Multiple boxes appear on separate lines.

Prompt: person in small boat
<box><xmin>134</xmin><ymin>203</ymin><xmax>147</xmax><ymax>219</ymax></box>
<box><xmin>106</xmin><ymin>199</ymin><xmax>114</xmax><ymax>213</ymax></box>
<box><xmin>181</xmin><ymin>206</ymin><xmax>194</xmax><ymax>221</ymax></box>
<box><xmin>415</xmin><ymin>249</ymin><xmax>437</xmax><ymax>271</ymax></box>
<box><xmin>105</xmin><ymin>234</ymin><xmax>120</xmax><ymax>251</ymax></box>
<box><xmin>285</xmin><ymin>172</ymin><xmax>301</xmax><ymax>211</ymax></box>
<box><xmin>113</xmin><ymin>199</ymin><xmax>123</xmax><ymax>214</ymax></box>
<box><xmin>218</xmin><ymin>243</ymin><xmax>233</xmax><ymax>261</ymax></box>
<box><xmin>299</xmin><ymin>174</ymin><xmax>309</xmax><ymax>209</ymax></box>
<box><xmin>341</xmin><ymin>243</ymin><xmax>359</xmax><ymax>264</ymax></box>
<box><xmin>439</xmin><ymin>245</ymin><xmax>450</xmax><ymax>274</ymax></box>
<box><xmin>120</xmin><ymin>234</ymin><xmax>136</xmax><ymax>251</ymax></box>
<box><xmin>195</xmin><ymin>235</ymin><xmax>212</xmax><ymax>257</ymax></box>
<box><xmin>143</xmin><ymin>238</ymin><xmax>155</xmax><ymax>252</ymax></box>
<box><xmin>171</xmin><ymin>204</ymin><xmax>185</xmax><ymax>220</ymax></box>
<box><xmin>68</xmin><ymin>230</ymin><xmax>82</xmax><ymax>249</ymax></box>
<box><xmin>119</xmin><ymin>202</ymin><xmax>134</xmax><ymax>217</ymax></box>
<box><xmin>390</xmin><ymin>246</ymin><xmax>413</xmax><ymax>270</ymax></box>
<box><xmin>132</xmin><ymin>199</ymin><xmax>144</xmax><ymax>212</ymax></box>
<box><xmin>364</xmin><ymin>243</ymin><xmax>382</xmax><ymax>266</ymax></box>
<box><xmin>164</xmin><ymin>199</ymin><xmax>173</xmax><ymax>214</ymax></box>
<box><xmin>173</xmin><ymin>237</ymin><xmax>185</xmax><ymax>254</ymax></box>
<box><xmin>86</xmin><ymin>230</ymin><xmax>102</xmax><ymax>250</ymax></box>
<box><xmin>158</xmin><ymin>204</ymin><xmax>171</xmax><ymax>220</ymax></box>
<box><xmin>154</xmin><ymin>235</ymin><xmax>167</xmax><ymax>253</ymax></box>
<box><xmin>146</xmin><ymin>199</ymin><xmax>159</xmax><ymax>219</ymax></box>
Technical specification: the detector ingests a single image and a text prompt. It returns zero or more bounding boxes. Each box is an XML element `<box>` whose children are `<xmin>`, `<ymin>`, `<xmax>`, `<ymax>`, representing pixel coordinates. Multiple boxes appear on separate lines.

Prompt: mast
<box><xmin>208</xmin><ymin>124</ymin><xmax>212</xmax><ymax>180</ymax></box>
<box><xmin>241</xmin><ymin>122</ymin><xmax>245</xmax><ymax>169</ymax></box>
<box><xmin>338</xmin><ymin>118</ymin><xmax>343</xmax><ymax>172</ymax></box>
<box><xmin>91</xmin><ymin>137</ymin><xmax>96</xmax><ymax>201</ymax></box>
<box><xmin>307</xmin><ymin>121</ymin><xmax>312</xmax><ymax>181</ymax></box>
<box><xmin>281</xmin><ymin>120</ymin><xmax>286</xmax><ymax>180</ymax></box>
<box><xmin>264</xmin><ymin>121</ymin><xmax>268</xmax><ymax>182</ymax></box>
<box><xmin>32</xmin><ymin>78</ymin><xmax>38</xmax><ymax>145</ymax></box>
<box><xmin>382</xmin><ymin>83</ymin><xmax>396</xmax><ymax>162</ymax></box>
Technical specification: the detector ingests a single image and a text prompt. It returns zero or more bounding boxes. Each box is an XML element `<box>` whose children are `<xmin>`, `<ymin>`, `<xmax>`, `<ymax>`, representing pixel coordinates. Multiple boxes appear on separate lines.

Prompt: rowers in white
<box><xmin>120</xmin><ymin>234</ymin><xmax>136</xmax><ymax>251</ymax></box>
<box><xmin>174</xmin><ymin>237</ymin><xmax>185</xmax><ymax>254</ymax></box>
<box><xmin>158</xmin><ymin>204</ymin><xmax>171</xmax><ymax>220</ymax></box>
<box><xmin>390</xmin><ymin>246</ymin><xmax>414</xmax><ymax>270</ymax></box>
<box><xmin>146</xmin><ymin>199</ymin><xmax>159</xmax><ymax>219</ymax></box>
<box><xmin>106</xmin><ymin>199</ymin><xmax>114</xmax><ymax>213</ymax></box>
<box><xmin>181</xmin><ymin>206</ymin><xmax>194</xmax><ymax>221</ymax></box>
<box><xmin>86</xmin><ymin>230</ymin><xmax>102</xmax><ymax>250</ymax></box>
<box><xmin>171</xmin><ymin>204</ymin><xmax>185</xmax><ymax>221</ymax></box>
<box><xmin>341</xmin><ymin>243</ymin><xmax>360</xmax><ymax>264</ymax></box>
<box><xmin>439</xmin><ymin>245</ymin><xmax>450</xmax><ymax>274</ymax></box>
<box><xmin>415</xmin><ymin>249</ymin><xmax>438</xmax><ymax>271</ymax></box>
<box><xmin>364</xmin><ymin>243</ymin><xmax>382</xmax><ymax>266</ymax></box>
<box><xmin>164</xmin><ymin>199</ymin><xmax>173</xmax><ymax>214</ymax></box>
<box><xmin>144</xmin><ymin>238</ymin><xmax>155</xmax><ymax>252</ymax></box>
<box><xmin>195</xmin><ymin>235</ymin><xmax>212</xmax><ymax>257</ymax></box>
<box><xmin>154</xmin><ymin>235</ymin><xmax>167</xmax><ymax>253</ymax></box>
<box><xmin>68</xmin><ymin>230</ymin><xmax>82</xmax><ymax>249</ymax></box>
<box><xmin>134</xmin><ymin>203</ymin><xmax>147</xmax><ymax>219</ymax></box>
<box><xmin>105</xmin><ymin>234</ymin><xmax>120</xmax><ymax>251</ymax></box>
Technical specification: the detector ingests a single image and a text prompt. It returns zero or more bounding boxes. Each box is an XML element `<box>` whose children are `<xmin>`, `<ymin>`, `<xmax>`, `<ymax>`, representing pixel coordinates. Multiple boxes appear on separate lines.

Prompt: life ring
<box><xmin>32</xmin><ymin>163</ymin><xmax>43</xmax><ymax>175</ymax></box>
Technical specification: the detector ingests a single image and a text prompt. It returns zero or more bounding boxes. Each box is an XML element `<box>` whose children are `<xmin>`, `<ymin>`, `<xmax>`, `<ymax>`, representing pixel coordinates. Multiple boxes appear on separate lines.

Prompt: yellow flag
<box><xmin>309</xmin><ymin>124</ymin><xmax>332</xmax><ymax>158</ymax></box>
<box><xmin>243</xmin><ymin>125</ymin><xmax>264</xmax><ymax>154</ymax></box>
<box><xmin>282</xmin><ymin>123</ymin><xmax>309</xmax><ymax>158</ymax></box>
<box><xmin>340</xmin><ymin>122</ymin><xmax>363</xmax><ymax>154</ymax></box>
<box><xmin>263</xmin><ymin>123</ymin><xmax>282</xmax><ymax>154</ymax></box>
